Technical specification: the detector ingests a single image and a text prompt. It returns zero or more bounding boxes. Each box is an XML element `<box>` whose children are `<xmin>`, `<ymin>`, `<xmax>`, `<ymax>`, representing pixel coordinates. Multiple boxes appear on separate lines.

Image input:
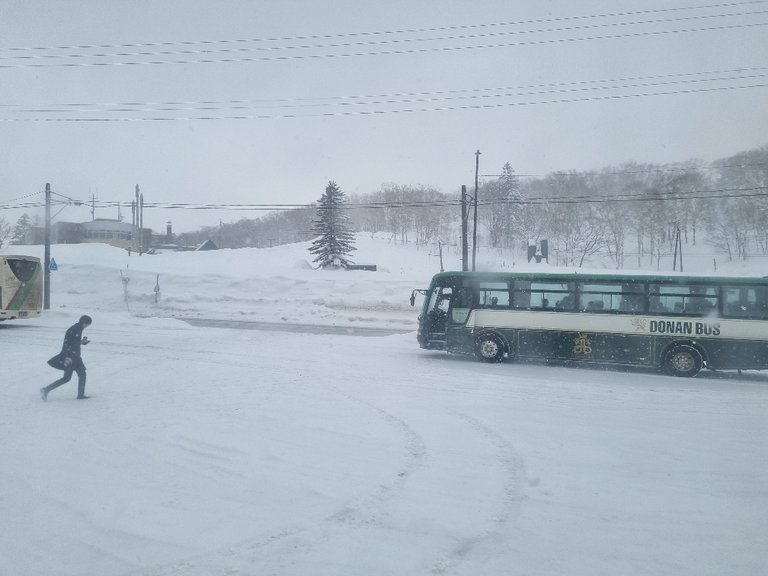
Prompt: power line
<box><xmin>2</xmin><ymin>20</ymin><xmax>766</xmax><ymax>70</ymax></box>
<box><xmin>482</xmin><ymin>161</ymin><xmax>768</xmax><ymax>179</ymax></box>
<box><xmin>3</xmin><ymin>67</ymin><xmax>766</xmax><ymax>115</ymax></box>
<box><xmin>2</xmin><ymin>81</ymin><xmax>766</xmax><ymax>122</ymax></box>
<box><xmin>17</xmin><ymin>184</ymin><xmax>759</xmax><ymax>212</ymax></box>
<box><xmin>2</xmin><ymin>8</ymin><xmax>765</xmax><ymax>65</ymax></box>
<box><xmin>0</xmin><ymin>190</ymin><xmax>44</xmax><ymax>206</ymax></box>
<box><xmin>4</xmin><ymin>1</ymin><xmax>762</xmax><ymax>54</ymax></box>
<box><xmin>3</xmin><ymin>187</ymin><xmax>765</xmax><ymax>214</ymax></box>
<box><xmin>507</xmin><ymin>186</ymin><xmax>768</xmax><ymax>206</ymax></box>
<box><xmin>3</xmin><ymin>177</ymin><xmax>767</xmax><ymax>214</ymax></box>
<box><xmin>4</xmin><ymin>179</ymin><xmax>766</xmax><ymax>215</ymax></box>
<box><xmin>1</xmin><ymin>65</ymin><xmax>766</xmax><ymax>110</ymax></box>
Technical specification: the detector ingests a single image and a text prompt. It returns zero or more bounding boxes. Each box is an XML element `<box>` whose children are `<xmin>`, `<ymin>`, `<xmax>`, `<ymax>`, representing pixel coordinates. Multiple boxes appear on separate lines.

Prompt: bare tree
<box><xmin>0</xmin><ymin>217</ymin><xmax>10</xmax><ymax>248</ymax></box>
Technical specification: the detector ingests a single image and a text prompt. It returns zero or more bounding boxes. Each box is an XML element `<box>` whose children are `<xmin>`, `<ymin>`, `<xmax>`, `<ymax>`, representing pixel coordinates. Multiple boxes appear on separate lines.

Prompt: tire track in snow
<box><xmin>324</xmin><ymin>388</ymin><xmax>428</xmax><ymax>527</ymax></box>
<box><xmin>430</xmin><ymin>412</ymin><xmax>528</xmax><ymax>575</ymax></box>
<box><xmin>119</xmin><ymin>383</ymin><xmax>427</xmax><ymax>576</ymax></box>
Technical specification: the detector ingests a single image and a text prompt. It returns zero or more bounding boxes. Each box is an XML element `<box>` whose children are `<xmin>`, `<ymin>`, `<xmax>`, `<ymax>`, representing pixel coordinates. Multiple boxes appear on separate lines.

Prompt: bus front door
<box><xmin>422</xmin><ymin>286</ymin><xmax>453</xmax><ymax>349</ymax></box>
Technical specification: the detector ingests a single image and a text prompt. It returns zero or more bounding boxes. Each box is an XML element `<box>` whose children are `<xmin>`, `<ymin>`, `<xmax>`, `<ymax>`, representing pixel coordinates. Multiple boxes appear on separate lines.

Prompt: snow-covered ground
<box><xmin>2</xmin><ymin>237</ymin><xmax>767</xmax><ymax>576</ymax></box>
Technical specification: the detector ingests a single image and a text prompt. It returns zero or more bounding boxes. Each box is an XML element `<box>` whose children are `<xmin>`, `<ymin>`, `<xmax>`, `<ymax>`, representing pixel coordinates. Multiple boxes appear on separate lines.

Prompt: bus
<box><xmin>411</xmin><ymin>271</ymin><xmax>768</xmax><ymax>377</ymax></box>
<box><xmin>0</xmin><ymin>255</ymin><xmax>43</xmax><ymax>321</ymax></box>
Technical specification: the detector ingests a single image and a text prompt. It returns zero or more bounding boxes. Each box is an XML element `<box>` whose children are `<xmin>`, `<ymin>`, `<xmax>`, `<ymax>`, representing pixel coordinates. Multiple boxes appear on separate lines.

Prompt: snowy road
<box><xmin>4</xmin><ymin>313</ymin><xmax>768</xmax><ymax>576</ymax></box>
<box><xmin>179</xmin><ymin>317</ymin><xmax>413</xmax><ymax>336</ymax></box>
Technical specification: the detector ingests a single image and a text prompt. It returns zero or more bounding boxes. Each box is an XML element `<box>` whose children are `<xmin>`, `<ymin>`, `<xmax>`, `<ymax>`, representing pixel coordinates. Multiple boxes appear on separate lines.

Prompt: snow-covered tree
<box><xmin>11</xmin><ymin>213</ymin><xmax>32</xmax><ymax>245</ymax></box>
<box><xmin>309</xmin><ymin>181</ymin><xmax>356</xmax><ymax>269</ymax></box>
<box><xmin>482</xmin><ymin>163</ymin><xmax>522</xmax><ymax>249</ymax></box>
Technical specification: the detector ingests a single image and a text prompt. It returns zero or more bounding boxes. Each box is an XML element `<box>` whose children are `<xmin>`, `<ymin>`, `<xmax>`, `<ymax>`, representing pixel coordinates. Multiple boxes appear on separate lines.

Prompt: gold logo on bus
<box><xmin>631</xmin><ymin>318</ymin><xmax>647</xmax><ymax>331</ymax></box>
<box><xmin>573</xmin><ymin>333</ymin><xmax>593</xmax><ymax>356</ymax></box>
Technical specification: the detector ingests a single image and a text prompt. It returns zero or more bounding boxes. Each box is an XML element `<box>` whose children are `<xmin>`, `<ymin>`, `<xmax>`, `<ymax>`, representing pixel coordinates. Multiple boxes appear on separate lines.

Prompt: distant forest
<box><xmin>176</xmin><ymin>144</ymin><xmax>768</xmax><ymax>269</ymax></box>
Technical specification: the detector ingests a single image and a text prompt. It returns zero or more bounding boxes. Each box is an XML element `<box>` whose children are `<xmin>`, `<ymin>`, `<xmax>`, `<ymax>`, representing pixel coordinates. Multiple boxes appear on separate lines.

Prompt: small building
<box><xmin>195</xmin><ymin>239</ymin><xmax>218</xmax><ymax>251</ymax></box>
<box><xmin>28</xmin><ymin>222</ymin><xmax>82</xmax><ymax>245</ymax></box>
<box><xmin>28</xmin><ymin>219</ymin><xmax>152</xmax><ymax>251</ymax></box>
<box><xmin>81</xmin><ymin>219</ymin><xmax>135</xmax><ymax>250</ymax></box>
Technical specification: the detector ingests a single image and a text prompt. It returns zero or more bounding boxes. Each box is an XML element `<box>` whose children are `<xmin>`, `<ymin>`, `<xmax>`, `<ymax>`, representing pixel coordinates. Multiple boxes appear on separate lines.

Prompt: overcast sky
<box><xmin>1</xmin><ymin>0</ymin><xmax>767</xmax><ymax>232</ymax></box>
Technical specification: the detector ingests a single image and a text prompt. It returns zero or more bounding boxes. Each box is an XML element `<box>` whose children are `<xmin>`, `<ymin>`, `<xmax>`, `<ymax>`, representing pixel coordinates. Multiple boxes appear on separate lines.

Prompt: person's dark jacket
<box><xmin>47</xmin><ymin>323</ymin><xmax>85</xmax><ymax>370</ymax></box>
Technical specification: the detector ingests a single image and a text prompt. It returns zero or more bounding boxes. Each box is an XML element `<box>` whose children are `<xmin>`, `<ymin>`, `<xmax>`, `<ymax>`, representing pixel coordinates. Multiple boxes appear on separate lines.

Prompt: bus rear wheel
<box><xmin>665</xmin><ymin>345</ymin><xmax>703</xmax><ymax>377</ymax></box>
<box><xmin>475</xmin><ymin>334</ymin><xmax>505</xmax><ymax>363</ymax></box>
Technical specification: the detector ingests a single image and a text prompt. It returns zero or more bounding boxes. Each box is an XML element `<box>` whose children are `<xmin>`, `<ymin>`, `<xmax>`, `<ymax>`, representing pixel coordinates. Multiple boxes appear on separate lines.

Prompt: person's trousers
<box><xmin>44</xmin><ymin>358</ymin><xmax>86</xmax><ymax>397</ymax></box>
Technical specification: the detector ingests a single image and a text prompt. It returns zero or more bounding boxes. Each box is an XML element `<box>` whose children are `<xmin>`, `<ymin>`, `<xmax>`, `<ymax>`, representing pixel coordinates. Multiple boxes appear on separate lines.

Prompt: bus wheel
<box><xmin>475</xmin><ymin>334</ymin><xmax>505</xmax><ymax>363</ymax></box>
<box><xmin>665</xmin><ymin>345</ymin><xmax>702</xmax><ymax>377</ymax></box>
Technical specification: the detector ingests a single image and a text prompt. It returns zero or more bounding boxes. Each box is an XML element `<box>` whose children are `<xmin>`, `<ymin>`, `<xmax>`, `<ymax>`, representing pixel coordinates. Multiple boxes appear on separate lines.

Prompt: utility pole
<box><xmin>139</xmin><ymin>190</ymin><xmax>144</xmax><ymax>255</ymax></box>
<box><xmin>472</xmin><ymin>149</ymin><xmax>481</xmax><ymax>271</ymax></box>
<box><xmin>44</xmin><ymin>183</ymin><xmax>51</xmax><ymax>310</ymax></box>
<box><xmin>133</xmin><ymin>186</ymin><xmax>139</xmax><ymax>253</ymax></box>
<box><xmin>672</xmin><ymin>223</ymin><xmax>683</xmax><ymax>272</ymax></box>
<box><xmin>134</xmin><ymin>185</ymin><xmax>143</xmax><ymax>254</ymax></box>
<box><xmin>461</xmin><ymin>185</ymin><xmax>469</xmax><ymax>271</ymax></box>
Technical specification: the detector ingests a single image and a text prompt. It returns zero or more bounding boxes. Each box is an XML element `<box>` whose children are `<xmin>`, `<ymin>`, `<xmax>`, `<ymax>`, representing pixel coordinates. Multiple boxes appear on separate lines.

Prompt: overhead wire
<box><xmin>14</xmin><ymin>184</ymin><xmax>758</xmax><ymax>212</ymax></box>
<box><xmin>4</xmin><ymin>162</ymin><xmax>765</xmax><ymax>211</ymax></box>
<box><xmin>3</xmin><ymin>1</ymin><xmax>763</xmax><ymax>53</ymax></box>
<box><xmin>1</xmin><ymin>4</ymin><xmax>765</xmax><ymax>122</ymax></box>
<box><xmin>0</xmin><ymin>172</ymin><xmax>768</xmax><ymax>211</ymax></box>
<box><xmin>482</xmin><ymin>161</ymin><xmax>768</xmax><ymax>179</ymax></box>
<box><xmin>2</xmin><ymin>66</ymin><xmax>766</xmax><ymax>115</ymax></box>
<box><xmin>2</xmin><ymin>186</ymin><xmax>766</xmax><ymax>213</ymax></box>
<box><xmin>0</xmin><ymin>190</ymin><xmax>44</xmax><ymax>206</ymax></box>
<box><xmin>1</xmin><ymin>5</ymin><xmax>766</xmax><ymax>70</ymax></box>
<box><xmin>1</xmin><ymin>8</ymin><xmax>766</xmax><ymax>66</ymax></box>
<box><xmin>2</xmin><ymin>80</ymin><xmax>766</xmax><ymax>122</ymax></box>
<box><xmin>1</xmin><ymin>21</ymin><xmax>766</xmax><ymax>70</ymax></box>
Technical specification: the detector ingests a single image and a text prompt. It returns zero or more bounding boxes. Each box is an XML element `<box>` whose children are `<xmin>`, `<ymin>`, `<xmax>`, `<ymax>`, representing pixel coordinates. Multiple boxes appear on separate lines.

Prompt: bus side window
<box><xmin>757</xmin><ymin>288</ymin><xmax>768</xmax><ymax>319</ymax></box>
<box><xmin>649</xmin><ymin>295</ymin><xmax>666</xmax><ymax>313</ymax></box>
<box><xmin>585</xmin><ymin>300</ymin><xmax>604</xmax><ymax>312</ymax></box>
<box><xmin>684</xmin><ymin>286</ymin><xmax>718</xmax><ymax>315</ymax></box>
<box><xmin>478</xmin><ymin>282</ymin><xmax>510</xmax><ymax>308</ymax></box>
<box><xmin>512</xmin><ymin>291</ymin><xmax>531</xmax><ymax>309</ymax></box>
<box><xmin>556</xmin><ymin>294</ymin><xmax>575</xmax><ymax>310</ymax></box>
<box><xmin>619</xmin><ymin>295</ymin><xmax>643</xmax><ymax>312</ymax></box>
<box><xmin>651</xmin><ymin>284</ymin><xmax>687</xmax><ymax>315</ymax></box>
<box><xmin>724</xmin><ymin>286</ymin><xmax>768</xmax><ymax>319</ymax></box>
<box><xmin>455</xmin><ymin>287</ymin><xmax>474</xmax><ymax>308</ymax></box>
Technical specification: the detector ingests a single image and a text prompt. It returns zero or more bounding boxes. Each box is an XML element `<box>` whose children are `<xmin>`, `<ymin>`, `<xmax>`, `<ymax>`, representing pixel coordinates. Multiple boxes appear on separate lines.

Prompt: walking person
<box><xmin>41</xmin><ymin>315</ymin><xmax>92</xmax><ymax>401</ymax></box>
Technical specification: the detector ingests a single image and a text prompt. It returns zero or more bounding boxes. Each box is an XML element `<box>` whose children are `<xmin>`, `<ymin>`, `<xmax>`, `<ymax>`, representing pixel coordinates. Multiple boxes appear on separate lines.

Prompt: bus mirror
<box><xmin>411</xmin><ymin>289</ymin><xmax>428</xmax><ymax>307</ymax></box>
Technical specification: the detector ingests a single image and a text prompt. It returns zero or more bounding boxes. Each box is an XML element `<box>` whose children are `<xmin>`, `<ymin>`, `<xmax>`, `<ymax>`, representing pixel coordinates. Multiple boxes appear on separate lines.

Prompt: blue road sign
<box><xmin>49</xmin><ymin>258</ymin><xmax>58</xmax><ymax>271</ymax></box>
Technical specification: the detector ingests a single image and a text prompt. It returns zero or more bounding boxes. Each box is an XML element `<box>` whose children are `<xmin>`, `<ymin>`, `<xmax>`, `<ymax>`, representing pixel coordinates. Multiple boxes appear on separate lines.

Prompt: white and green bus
<box><xmin>412</xmin><ymin>271</ymin><xmax>768</xmax><ymax>377</ymax></box>
<box><xmin>0</xmin><ymin>255</ymin><xmax>43</xmax><ymax>321</ymax></box>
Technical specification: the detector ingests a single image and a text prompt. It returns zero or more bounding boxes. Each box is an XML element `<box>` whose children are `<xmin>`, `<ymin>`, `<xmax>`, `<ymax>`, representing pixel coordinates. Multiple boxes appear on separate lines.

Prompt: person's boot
<box><xmin>77</xmin><ymin>379</ymin><xmax>87</xmax><ymax>399</ymax></box>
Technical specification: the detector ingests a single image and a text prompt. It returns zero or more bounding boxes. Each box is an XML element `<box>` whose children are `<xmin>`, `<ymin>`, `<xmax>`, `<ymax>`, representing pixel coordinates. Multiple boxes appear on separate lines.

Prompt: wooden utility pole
<box><xmin>133</xmin><ymin>186</ymin><xmax>139</xmax><ymax>253</ymax></box>
<box><xmin>44</xmin><ymin>183</ymin><xmax>51</xmax><ymax>310</ymax></box>
<box><xmin>673</xmin><ymin>223</ymin><xmax>683</xmax><ymax>272</ymax></box>
<box><xmin>472</xmin><ymin>149</ymin><xmax>481</xmax><ymax>271</ymax></box>
<box><xmin>461</xmin><ymin>185</ymin><xmax>469</xmax><ymax>271</ymax></box>
<box><xmin>139</xmin><ymin>190</ymin><xmax>144</xmax><ymax>254</ymax></box>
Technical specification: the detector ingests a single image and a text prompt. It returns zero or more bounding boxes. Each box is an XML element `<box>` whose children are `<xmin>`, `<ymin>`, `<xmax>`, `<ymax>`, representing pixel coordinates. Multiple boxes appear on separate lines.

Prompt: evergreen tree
<box><xmin>11</xmin><ymin>213</ymin><xmax>32</xmax><ymax>245</ymax></box>
<box><xmin>309</xmin><ymin>181</ymin><xmax>356</xmax><ymax>268</ymax></box>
